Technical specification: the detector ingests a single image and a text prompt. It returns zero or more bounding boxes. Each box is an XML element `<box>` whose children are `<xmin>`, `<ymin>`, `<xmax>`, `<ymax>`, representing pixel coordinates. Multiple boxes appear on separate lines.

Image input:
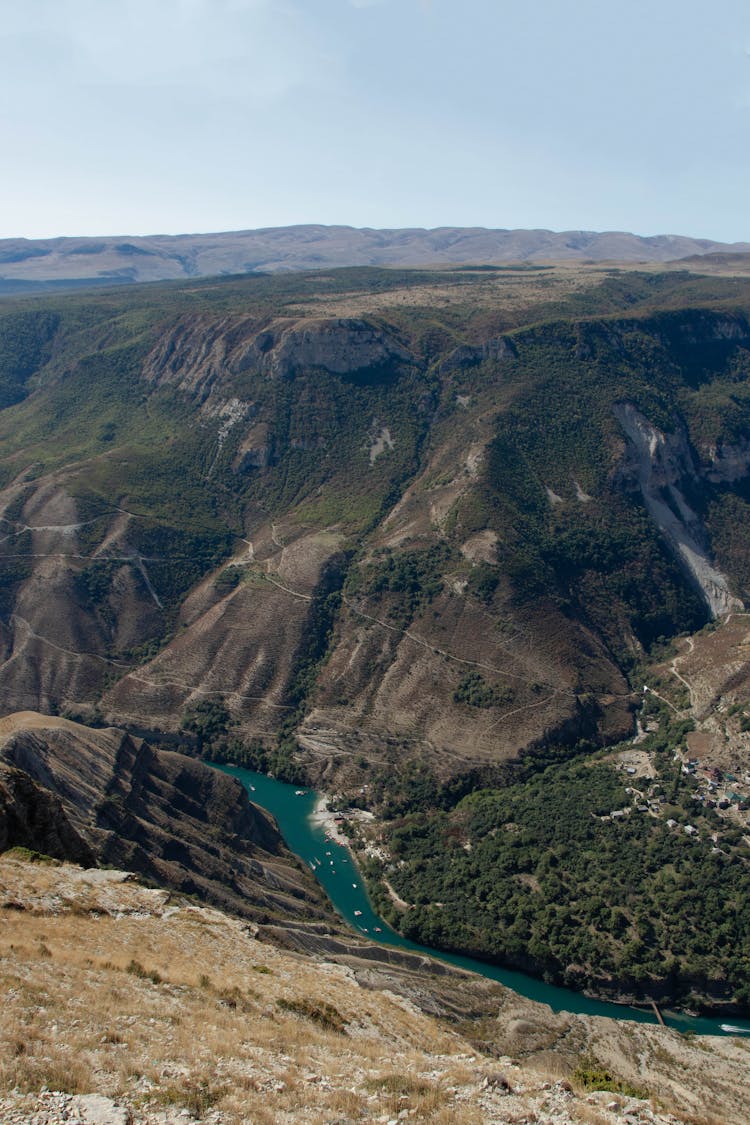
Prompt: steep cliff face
<box><xmin>0</xmin><ymin>763</ymin><xmax>94</xmax><ymax>863</ymax></box>
<box><xmin>0</xmin><ymin>712</ymin><xmax>328</xmax><ymax>922</ymax></box>
<box><xmin>614</xmin><ymin>403</ymin><xmax>743</xmax><ymax>617</ymax></box>
<box><xmin>142</xmin><ymin>314</ymin><xmax>417</xmax><ymax>405</ymax></box>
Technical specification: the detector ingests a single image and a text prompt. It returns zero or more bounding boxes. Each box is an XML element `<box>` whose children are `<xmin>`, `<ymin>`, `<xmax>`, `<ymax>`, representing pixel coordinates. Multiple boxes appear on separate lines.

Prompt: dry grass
<box><xmin>1</xmin><ymin>855</ymin><xmax>744</xmax><ymax>1124</ymax></box>
<box><xmin>0</xmin><ymin>857</ymin><xmax>508</xmax><ymax>1123</ymax></box>
<box><xmin>284</xmin><ymin>262</ymin><xmax>617</xmax><ymax>321</ymax></box>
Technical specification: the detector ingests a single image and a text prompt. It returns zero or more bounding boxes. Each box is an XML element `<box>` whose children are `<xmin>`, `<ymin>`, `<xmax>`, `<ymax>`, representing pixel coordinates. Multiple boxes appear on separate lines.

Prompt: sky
<box><xmin>1</xmin><ymin>0</ymin><xmax>750</xmax><ymax>242</ymax></box>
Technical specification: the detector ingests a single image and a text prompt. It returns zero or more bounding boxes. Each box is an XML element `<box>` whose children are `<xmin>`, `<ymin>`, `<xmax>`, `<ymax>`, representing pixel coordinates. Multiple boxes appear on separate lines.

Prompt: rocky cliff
<box><xmin>615</xmin><ymin>402</ymin><xmax>743</xmax><ymax>617</ymax></box>
<box><xmin>0</xmin><ymin>712</ymin><xmax>328</xmax><ymax>923</ymax></box>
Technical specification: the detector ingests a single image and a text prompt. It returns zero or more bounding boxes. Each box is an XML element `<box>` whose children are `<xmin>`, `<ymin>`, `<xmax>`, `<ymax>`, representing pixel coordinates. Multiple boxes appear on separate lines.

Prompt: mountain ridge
<box><xmin>0</xmin><ymin>710</ymin><xmax>329</xmax><ymax>924</ymax></box>
<box><xmin>2</xmin><ymin>223</ymin><xmax>750</xmax><ymax>291</ymax></box>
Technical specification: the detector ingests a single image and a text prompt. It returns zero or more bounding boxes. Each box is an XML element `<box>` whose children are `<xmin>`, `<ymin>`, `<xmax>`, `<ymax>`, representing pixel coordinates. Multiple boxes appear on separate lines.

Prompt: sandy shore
<box><xmin>308</xmin><ymin>794</ymin><xmax>349</xmax><ymax>846</ymax></box>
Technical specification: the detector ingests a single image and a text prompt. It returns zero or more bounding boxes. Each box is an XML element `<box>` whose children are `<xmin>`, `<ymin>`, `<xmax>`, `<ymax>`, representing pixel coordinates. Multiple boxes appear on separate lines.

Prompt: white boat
<box><xmin>354</xmin><ymin>910</ymin><xmax>363</xmax><ymax>916</ymax></box>
<box><xmin>295</xmin><ymin>790</ymin><xmax>306</xmax><ymax>796</ymax></box>
<box><xmin>352</xmin><ymin>883</ymin><xmax>357</xmax><ymax>888</ymax></box>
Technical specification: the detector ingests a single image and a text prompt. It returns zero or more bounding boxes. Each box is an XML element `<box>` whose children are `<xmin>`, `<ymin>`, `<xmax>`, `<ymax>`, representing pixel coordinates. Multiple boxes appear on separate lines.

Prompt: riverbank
<box><xmin>308</xmin><ymin>794</ymin><xmax>350</xmax><ymax>846</ymax></box>
<box><xmin>218</xmin><ymin>762</ymin><xmax>750</xmax><ymax>1037</ymax></box>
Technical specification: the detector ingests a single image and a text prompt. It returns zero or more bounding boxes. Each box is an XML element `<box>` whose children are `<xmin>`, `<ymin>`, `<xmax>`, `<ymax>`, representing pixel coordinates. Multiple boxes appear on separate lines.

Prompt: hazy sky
<box><xmin>2</xmin><ymin>0</ymin><xmax>750</xmax><ymax>241</ymax></box>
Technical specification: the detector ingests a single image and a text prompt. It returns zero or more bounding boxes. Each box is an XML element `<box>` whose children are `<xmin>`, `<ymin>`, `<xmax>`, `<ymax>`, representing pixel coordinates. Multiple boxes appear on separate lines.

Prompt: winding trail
<box><xmin>342</xmin><ymin>595</ymin><xmax>567</xmax><ymax>692</ymax></box>
<box><xmin>261</xmin><ymin>572</ymin><xmax>313</xmax><ymax>602</ymax></box>
<box><xmin>122</xmin><ymin>672</ymin><xmax>295</xmax><ymax>710</ymax></box>
<box><xmin>643</xmin><ymin>685</ymin><xmax>679</xmax><ymax>714</ymax></box>
<box><xmin>669</xmin><ymin>653</ymin><xmax>695</xmax><ymax>709</ymax></box>
<box><xmin>8</xmin><ymin>614</ymin><xmax>135</xmax><ymax>669</ymax></box>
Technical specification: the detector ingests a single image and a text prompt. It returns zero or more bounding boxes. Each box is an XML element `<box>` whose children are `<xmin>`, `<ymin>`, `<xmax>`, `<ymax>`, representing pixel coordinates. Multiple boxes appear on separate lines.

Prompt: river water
<box><xmin>216</xmin><ymin>763</ymin><xmax>750</xmax><ymax>1038</ymax></box>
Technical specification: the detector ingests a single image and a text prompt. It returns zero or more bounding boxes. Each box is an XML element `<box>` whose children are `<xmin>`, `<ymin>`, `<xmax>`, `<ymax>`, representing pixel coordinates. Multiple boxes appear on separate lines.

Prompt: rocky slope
<box><xmin>0</xmin><ymin>268</ymin><xmax>749</xmax><ymax>784</ymax></box>
<box><xmin>651</xmin><ymin>612</ymin><xmax>750</xmax><ymax>774</ymax></box>
<box><xmin>0</xmin><ymin>712</ymin><xmax>328</xmax><ymax>924</ymax></box>
<box><xmin>614</xmin><ymin>403</ymin><xmax>744</xmax><ymax>617</ymax></box>
<box><xmin>2</xmin><ymin>225</ymin><xmax>750</xmax><ymax>291</ymax></box>
<box><xmin>2</xmin><ymin>851</ymin><xmax>748</xmax><ymax>1125</ymax></box>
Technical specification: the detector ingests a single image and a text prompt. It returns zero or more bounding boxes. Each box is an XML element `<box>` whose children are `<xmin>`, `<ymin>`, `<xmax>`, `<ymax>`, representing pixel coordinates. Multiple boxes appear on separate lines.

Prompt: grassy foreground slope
<box><xmin>2</xmin><ymin>851</ymin><xmax>749</xmax><ymax>1125</ymax></box>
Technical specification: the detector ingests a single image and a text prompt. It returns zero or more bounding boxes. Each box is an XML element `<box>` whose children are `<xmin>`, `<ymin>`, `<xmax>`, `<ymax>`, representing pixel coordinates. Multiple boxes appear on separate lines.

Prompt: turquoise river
<box><xmin>216</xmin><ymin>764</ymin><xmax>750</xmax><ymax>1039</ymax></box>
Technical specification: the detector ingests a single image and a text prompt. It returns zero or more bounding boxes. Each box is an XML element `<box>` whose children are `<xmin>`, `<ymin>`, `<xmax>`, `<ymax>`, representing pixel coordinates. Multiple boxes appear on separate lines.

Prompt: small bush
<box><xmin>572</xmin><ymin>1057</ymin><xmax>646</xmax><ymax>1099</ymax></box>
<box><xmin>126</xmin><ymin>959</ymin><xmax>162</xmax><ymax>985</ymax></box>
<box><xmin>276</xmin><ymin>997</ymin><xmax>347</xmax><ymax>1034</ymax></box>
<box><xmin>3</xmin><ymin>847</ymin><xmax>58</xmax><ymax>865</ymax></box>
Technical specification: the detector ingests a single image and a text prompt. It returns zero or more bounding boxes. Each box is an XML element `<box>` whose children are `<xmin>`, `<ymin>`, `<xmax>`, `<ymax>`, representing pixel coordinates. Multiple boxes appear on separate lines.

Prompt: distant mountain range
<box><xmin>1</xmin><ymin>224</ymin><xmax>750</xmax><ymax>290</ymax></box>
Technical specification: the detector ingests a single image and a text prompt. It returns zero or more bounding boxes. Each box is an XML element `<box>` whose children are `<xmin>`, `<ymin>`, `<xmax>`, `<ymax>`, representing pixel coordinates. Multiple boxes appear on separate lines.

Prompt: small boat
<box><xmin>352</xmin><ymin>883</ymin><xmax>357</xmax><ymax>888</ymax></box>
<box><xmin>249</xmin><ymin>784</ymin><xmax>256</xmax><ymax>791</ymax></box>
<box><xmin>354</xmin><ymin>910</ymin><xmax>363</xmax><ymax>916</ymax></box>
<box><xmin>374</xmin><ymin>927</ymin><xmax>382</xmax><ymax>933</ymax></box>
<box><xmin>295</xmin><ymin>790</ymin><xmax>306</xmax><ymax>796</ymax></box>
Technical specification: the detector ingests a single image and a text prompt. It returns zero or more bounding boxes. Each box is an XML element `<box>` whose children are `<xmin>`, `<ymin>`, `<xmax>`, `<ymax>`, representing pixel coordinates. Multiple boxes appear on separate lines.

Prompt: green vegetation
<box><xmin>572</xmin><ymin>1058</ymin><xmax>646</xmax><ymax>1099</ymax></box>
<box><xmin>453</xmin><ymin>671</ymin><xmax>514</xmax><ymax>709</ymax></box>
<box><xmin>348</xmin><ymin>543</ymin><xmax>451</xmax><ymax>627</ymax></box>
<box><xmin>374</xmin><ymin>713</ymin><xmax>750</xmax><ymax>1010</ymax></box>
<box><xmin>126</xmin><ymin>959</ymin><xmax>163</xmax><ymax>985</ymax></box>
<box><xmin>0</xmin><ymin>308</ymin><xmax>58</xmax><ymax>407</ymax></box>
<box><xmin>183</xmin><ymin>697</ymin><xmax>308</xmax><ymax>785</ymax></box>
<box><xmin>276</xmin><ymin>996</ymin><xmax>347</xmax><ymax>1033</ymax></box>
<box><xmin>182</xmin><ymin>698</ymin><xmax>234</xmax><ymax>752</ymax></box>
<box><xmin>2</xmin><ymin>846</ymin><xmax>58</xmax><ymax>865</ymax></box>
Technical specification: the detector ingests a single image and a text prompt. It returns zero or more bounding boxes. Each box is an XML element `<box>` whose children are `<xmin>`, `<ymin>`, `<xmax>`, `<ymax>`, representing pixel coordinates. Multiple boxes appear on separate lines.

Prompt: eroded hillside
<box><xmin>0</xmin><ymin>711</ymin><xmax>328</xmax><ymax>924</ymax></box>
<box><xmin>0</xmin><ymin>267</ymin><xmax>749</xmax><ymax>785</ymax></box>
